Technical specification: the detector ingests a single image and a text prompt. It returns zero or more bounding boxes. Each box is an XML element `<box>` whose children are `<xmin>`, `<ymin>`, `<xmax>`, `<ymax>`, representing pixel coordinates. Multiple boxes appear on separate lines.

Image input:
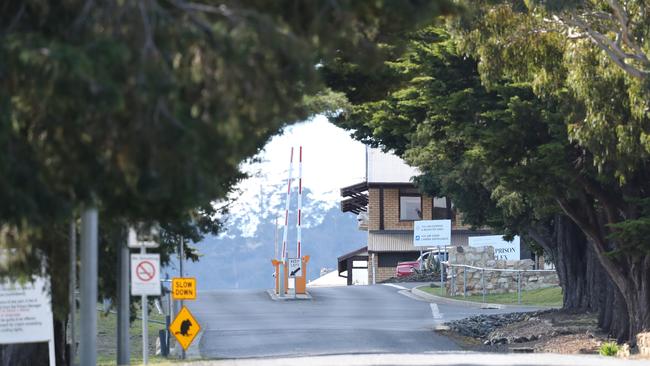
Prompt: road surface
<box><xmin>188</xmin><ymin>283</ymin><xmax>542</xmax><ymax>359</ymax></box>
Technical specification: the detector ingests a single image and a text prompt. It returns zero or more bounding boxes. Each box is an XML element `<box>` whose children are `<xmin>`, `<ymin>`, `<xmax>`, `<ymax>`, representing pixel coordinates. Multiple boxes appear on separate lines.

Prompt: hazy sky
<box><xmin>240</xmin><ymin>115</ymin><xmax>366</xmax><ymax>200</ymax></box>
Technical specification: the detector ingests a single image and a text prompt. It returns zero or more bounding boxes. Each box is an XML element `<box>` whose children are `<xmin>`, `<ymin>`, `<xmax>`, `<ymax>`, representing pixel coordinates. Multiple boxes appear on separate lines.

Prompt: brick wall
<box><xmin>368</xmin><ymin>188</ymin><xmax>380</xmax><ymax>231</ymax></box>
<box><xmin>368</xmin><ymin>186</ymin><xmax>437</xmax><ymax>232</ymax></box>
<box><xmin>367</xmin><ymin>252</ymin><xmax>400</xmax><ymax>283</ymax></box>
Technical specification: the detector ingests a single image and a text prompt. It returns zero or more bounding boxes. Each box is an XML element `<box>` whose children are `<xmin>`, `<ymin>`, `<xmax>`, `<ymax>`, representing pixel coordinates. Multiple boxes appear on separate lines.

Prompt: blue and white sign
<box><xmin>413</xmin><ymin>219</ymin><xmax>451</xmax><ymax>247</ymax></box>
<box><xmin>468</xmin><ymin>235</ymin><xmax>521</xmax><ymax>260</ymax></box>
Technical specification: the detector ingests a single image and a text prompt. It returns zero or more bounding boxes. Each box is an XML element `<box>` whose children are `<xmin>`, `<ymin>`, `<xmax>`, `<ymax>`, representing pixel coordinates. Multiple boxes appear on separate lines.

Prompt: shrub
<box><xmin>599</xmin><ymin>342</ymin><xmax>619</xmax><ymax>356</ymax></box>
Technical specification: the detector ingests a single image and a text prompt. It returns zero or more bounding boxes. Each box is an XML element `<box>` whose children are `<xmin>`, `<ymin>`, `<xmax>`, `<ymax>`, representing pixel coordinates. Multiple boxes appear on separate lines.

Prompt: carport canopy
<box><xmin>337</xmin><ymin>246</ymin><xmax>368</xmax><ymax>286</ymax></box>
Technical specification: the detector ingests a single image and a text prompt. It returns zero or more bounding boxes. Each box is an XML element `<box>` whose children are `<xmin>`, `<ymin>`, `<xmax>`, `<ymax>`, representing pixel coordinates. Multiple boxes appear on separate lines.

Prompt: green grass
<box><xmin>599</xmin><ymin>342</ymin><xmax>620</xmax><ymax>356</ymax></box>
<box><xmin>419</xmin><ymin>285</ymin><xmax>563</xmax><ymax>307</ymax></box>
<box><xmin>73</xmin><ymin>306</ymin><xmax>183</xmax><ymax>366</ymax></box>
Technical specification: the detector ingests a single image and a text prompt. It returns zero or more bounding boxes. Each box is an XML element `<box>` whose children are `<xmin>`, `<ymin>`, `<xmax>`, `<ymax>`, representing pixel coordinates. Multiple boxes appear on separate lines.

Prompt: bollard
<box><xmin>159</xmin><ymin>329</ymin><xmax>168</xmax><ymax>357</ymax></box>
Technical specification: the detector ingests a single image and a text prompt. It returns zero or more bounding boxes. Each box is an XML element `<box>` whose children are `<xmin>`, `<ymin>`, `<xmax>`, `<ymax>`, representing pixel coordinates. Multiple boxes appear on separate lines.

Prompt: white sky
<box><xmin>226</xmin><ymin>115</ymin><xmax>366</xmax><ymax>234</ymax></box>
<box><xmin>246</xmin><ymin>115</ymin><xmax>366</xmax><ymax>199</ymax></box>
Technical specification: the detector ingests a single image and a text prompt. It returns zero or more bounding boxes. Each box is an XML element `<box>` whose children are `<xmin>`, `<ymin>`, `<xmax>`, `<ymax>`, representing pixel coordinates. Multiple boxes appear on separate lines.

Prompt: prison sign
<box><xmin>172</xmin><ymin>277</ymin><xmax>197</xmax><ymax>300</ymax></box>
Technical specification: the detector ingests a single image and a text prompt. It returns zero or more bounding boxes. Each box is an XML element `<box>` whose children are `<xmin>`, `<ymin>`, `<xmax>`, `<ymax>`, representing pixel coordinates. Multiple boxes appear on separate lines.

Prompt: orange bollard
<box><xmin>271</xmin><ymin>259</ymin><xmax>280</xmax><ymax>294</ymax></box>
<box><xmin>295</xmin><ymin>255</ymin><xmax>310</xmax><ymax>294</ymax></box>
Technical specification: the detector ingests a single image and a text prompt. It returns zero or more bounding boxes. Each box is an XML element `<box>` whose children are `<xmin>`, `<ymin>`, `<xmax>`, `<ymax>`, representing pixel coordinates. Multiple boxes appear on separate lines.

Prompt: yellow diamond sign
<box><xmin>170</xmin><ymin>306</ymin><xmax>201</xmax><ymax>351</ymax></box>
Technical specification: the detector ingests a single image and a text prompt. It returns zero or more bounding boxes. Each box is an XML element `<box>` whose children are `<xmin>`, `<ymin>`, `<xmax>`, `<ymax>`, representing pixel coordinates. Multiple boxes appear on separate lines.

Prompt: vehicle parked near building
<box><xmin>395</xmin><ymin>250</ymin><xmax>448</xmax><ymax>277</ymax></box>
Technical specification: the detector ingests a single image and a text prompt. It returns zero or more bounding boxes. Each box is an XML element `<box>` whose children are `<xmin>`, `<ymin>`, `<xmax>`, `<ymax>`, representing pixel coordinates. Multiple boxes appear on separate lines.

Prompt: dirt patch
<box><xmin>442</xmin><ymin>309</ymin><xmax>613</xmax><ymax>355</ymax></box>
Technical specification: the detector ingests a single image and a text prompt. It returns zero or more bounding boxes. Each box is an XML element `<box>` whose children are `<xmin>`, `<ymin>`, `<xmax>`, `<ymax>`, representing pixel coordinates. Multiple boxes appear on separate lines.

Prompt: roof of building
<box><xmin>337</xmin><ymin>246</ymin><xmax>369</xmax><ymax>279</ymax></box>
<box><xmin>367</xmin><ymin>148</ymin><xmax>420</xmax><ymax>184</ymax></box>
<box><xmin>340</xmin><ymin>181</ymin><xmax>368</xmax><ymax>214</ymax></box>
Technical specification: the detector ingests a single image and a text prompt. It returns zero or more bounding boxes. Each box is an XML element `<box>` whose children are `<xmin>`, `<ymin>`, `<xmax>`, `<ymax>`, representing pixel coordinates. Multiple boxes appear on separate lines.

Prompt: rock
<box><xmin>637</xmin><ymin>332</ymin><xmax>650</xmax><ymax>357</ymax></box>
<box><xmin>617</xmin><ymin>343</ymin><xmax>630</xmax><ymax>358</ymax></box>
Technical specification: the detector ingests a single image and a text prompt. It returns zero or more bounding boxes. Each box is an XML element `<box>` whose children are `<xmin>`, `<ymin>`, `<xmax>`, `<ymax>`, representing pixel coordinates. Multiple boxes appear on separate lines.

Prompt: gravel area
<box><xmin>442</xmin><ymin>310</ymin><xmax>612</xmax><ymax>355</ymax></box>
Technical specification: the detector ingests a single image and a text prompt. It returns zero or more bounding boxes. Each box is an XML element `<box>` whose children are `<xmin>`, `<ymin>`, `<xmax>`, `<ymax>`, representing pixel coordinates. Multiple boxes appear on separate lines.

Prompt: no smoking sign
<box><xmin>131</xmin><ymin>254</ymin><xmax>161</xmax><ymax>296</ymax></box>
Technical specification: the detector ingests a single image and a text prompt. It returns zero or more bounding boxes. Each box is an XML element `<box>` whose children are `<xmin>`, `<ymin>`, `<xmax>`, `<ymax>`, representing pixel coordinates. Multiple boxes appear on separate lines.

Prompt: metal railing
<box><xmin>443</xmin><ymin>263</ymin><xmax>557</xmax><ymax>304</ymax></box>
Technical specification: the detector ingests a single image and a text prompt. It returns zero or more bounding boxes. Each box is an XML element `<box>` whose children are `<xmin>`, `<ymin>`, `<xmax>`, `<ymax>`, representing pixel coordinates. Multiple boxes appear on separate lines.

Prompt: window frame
<box><xmin>398</xmin><ymin>191</ymin><xmax>423</xmax><ymax>222</ymax></box>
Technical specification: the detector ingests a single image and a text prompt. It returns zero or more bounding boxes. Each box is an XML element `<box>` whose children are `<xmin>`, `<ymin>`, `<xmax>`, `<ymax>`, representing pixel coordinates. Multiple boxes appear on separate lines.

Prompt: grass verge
<box><xmin>73</xmin><ymin>306</ymin><xmax>183</xmax><ymax>365</ymax></box>
<box><xmin>418</xmin><ymin>285</ymin><xmax>563</xmax><ymax>307</ymax></box>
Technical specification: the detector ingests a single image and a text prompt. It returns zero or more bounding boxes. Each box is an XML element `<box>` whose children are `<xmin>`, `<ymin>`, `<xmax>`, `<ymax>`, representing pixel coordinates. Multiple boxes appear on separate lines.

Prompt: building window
<box><xmin>400</xmin><ymin>195</ymin><xmax>422</xmax><ymax>221</ymax></box>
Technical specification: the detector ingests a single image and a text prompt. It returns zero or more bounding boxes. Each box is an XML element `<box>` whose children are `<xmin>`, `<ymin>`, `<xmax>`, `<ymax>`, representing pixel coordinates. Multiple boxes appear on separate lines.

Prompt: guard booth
<box><xmin>272</xmin><ymin>256</ymin><xmax>310</xmax><ymax>295</ymax></box>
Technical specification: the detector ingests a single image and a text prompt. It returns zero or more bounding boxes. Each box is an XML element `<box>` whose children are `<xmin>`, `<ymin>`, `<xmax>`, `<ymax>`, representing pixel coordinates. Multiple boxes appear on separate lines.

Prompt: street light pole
<box><xmin>117</xmin><ymin>228</ymin><xmax>130</xmax><ymax>365</ymax></box>
<box><xmin>68</xmin><ymin>220</ymin><xmax>76</xmax><ymax>366</ymax></box>
<box><xmin>79</xmin><ymin>207</ymin><xmax>98</xmax><ymax>366</ymax></box>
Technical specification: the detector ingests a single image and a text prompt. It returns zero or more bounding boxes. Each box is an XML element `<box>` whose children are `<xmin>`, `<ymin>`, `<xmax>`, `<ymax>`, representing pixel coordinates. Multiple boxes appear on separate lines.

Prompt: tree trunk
<box><xmin>529</xmin><ymin>215</ymin><xmax>602</xmax><ymax>311</ymax></box>
<box><xmin>598</xmin><ymin>275</ymin><xmax>629</xmax><ymax>342</ymax></box>
<box><xmin>529</xmin><ymin>215</ymin><xmax>637</xmax><ymax>340</ymax></box>
<box><xmin>620</xmin><ymin>255</ymin><xmax>650</xmax><ymax>345</ymax></box>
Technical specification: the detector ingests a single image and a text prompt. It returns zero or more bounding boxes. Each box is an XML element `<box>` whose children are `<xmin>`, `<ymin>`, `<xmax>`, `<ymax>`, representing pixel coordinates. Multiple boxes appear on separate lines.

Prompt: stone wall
<box><xmin>446</xmin><ymin>246</ymin><xmax>559</xmax><ymax>296</ymax></box>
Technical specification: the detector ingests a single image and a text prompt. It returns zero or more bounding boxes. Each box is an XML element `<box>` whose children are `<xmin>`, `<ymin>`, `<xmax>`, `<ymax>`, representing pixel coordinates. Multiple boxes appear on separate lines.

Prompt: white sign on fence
<box><xmin>468</xmin><ymin>235</ymin><xmax>521</xmax><ymax>260</ymax></box>
<box><xmin>413</xmin><ymin>219</ymin><xmax>451</xmax><ymax>247</ymax></box>
<box><xmin>131</xmin><ymin>254</ymin><xmax>161</xmax><ymax>296</ymax></box>
<box><xmin>0</xmin><ymin>277</ymin><xmax>55</xmax><ymax>366</ymax></box>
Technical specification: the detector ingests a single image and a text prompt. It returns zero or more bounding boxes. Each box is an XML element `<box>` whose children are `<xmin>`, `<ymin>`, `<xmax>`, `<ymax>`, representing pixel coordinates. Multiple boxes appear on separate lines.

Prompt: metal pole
<box><xmin>274</xmin><ymin>218</ymin><xmax>279</xmax><ymax>260</ymax></box>
<box><xmin>450</xmin><ymin>266</ymin><xmax>454</xmax><ymax>296</ymax></box>
<box><xmin>517</xmin><ymin>271</ymin><xmax>522</xmax><ymax>305</ymax></box>
<box><xmin>281</xmin><ymin>147</ymin><xmax>295</xmax><ymax>262</ymax></box>
<box><xmin>372</xmin><ymin>253</ymin><xmax>376</xmax><ymax>285</ymax></box>
<box><xmin>463</xmin><ymin>267</ymin><xmax>467</xmax><ymax>298</ymax></box>
<box><xmin>481</xmin><ymin>269</ymin><xmax>486</xmax><ymax>303</ymax></box>
<box><xmin>180</xmin><ymin>237</ymin><xmax>186</xmax><ymax>360</ymax></box>
<box><xmin>68</xmin><ymin>220</ymin><xmax>76</xmax><ymax>366</ymax></box>
<box><xmin>117</xmin><ymin>230</ymin><xmax>130</xmax><ymax>365</ymax></box>
<box><xmin>439</xmin><ymin>246</ymin><xmax>443</xmax><ymax>292</ymax></box>
<box><xmin>279</xmin><ymin>261</ymin><xmax>286</xmax><ymax>297</ymax></box>
<box><xmin>296</xmin><ymin>146</ymin><xmax>303</xmax><ymax>258</ymax></box>
<box><xmin>165</xmin><ymin>274</ymin><xmax>171</xmax><ymax>357</ymax></box>
<box><xmin>80</xmin><ymin>207</ymin><xmax>98</xmax><ymax>366</ymax></box>
<box><xmin>141</xmin><ymin>246</ymin><xmax>148</xmax><ymax>365</ymax></box>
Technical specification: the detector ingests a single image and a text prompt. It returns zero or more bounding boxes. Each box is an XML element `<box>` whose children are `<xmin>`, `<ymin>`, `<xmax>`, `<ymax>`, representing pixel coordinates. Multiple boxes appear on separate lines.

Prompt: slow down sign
<box><xmin>172</xmin><ymin>277</ymin><xmax>197</xmax><ymax>300</ymax></box>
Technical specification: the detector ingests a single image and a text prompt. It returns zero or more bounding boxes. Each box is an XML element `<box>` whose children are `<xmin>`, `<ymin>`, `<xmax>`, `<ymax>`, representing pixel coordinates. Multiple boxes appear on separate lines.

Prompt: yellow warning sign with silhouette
<box><xmin>170</xmin><ymin>306</ymin><xmax>201</xmax><ymax>351</ymax></box>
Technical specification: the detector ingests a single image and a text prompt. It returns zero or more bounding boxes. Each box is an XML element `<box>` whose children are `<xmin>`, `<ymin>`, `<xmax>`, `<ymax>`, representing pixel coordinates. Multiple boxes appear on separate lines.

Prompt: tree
<box><xmin>450</xmin><ymin>0</ymin><xmax>650</xmax><ymax>343</ymax></box>
<box><xmin>327</xmin><ymin>1</ymin><xmax>650</xmax><ymax>342</ymax></box>
<box><xmin>0</xmin><ymin>1</ymin><xmax>456</xmax><ymax>362</ymax></box>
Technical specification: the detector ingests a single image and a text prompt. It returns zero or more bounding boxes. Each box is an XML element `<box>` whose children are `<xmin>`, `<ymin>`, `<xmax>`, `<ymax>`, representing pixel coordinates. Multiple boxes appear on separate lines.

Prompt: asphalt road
<box><xmin>188</xmin><ymin>283</ymin><xmax>543</xmax><ymax>359</ymax></box>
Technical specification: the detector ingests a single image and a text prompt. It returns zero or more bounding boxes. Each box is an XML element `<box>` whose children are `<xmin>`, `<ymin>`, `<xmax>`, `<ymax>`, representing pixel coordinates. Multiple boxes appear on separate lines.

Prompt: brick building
<box><xmin>340</xmin><ymin>148</ymin><xmax>491</xmax><ymax>284</ymax></box>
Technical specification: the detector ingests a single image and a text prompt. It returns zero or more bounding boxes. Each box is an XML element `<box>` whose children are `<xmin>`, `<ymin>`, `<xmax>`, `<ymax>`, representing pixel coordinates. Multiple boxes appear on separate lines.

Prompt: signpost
<box><xmin>172</xmin><ymin>278</ymin><xmax>197</xmax><ymax>300</ymax></box>
<box><xmin>131</xmin><ymin>250</ymin><xmax>160</xmax><ymax>365</ymax></box>
<box><xmin>169</xmin><ymin>306</ymin><xmax>201</xmax><ymax>351</ymax></box>
<box><xmin>0</xmin><ymin>277</ymin><xmax>56</xmax><ymax>366</ymax></box>
<box><xmin>468</xmin><ymin>235</ymin><xmax>521</xmax><ymax>260</ymax></box>
<box><xmin>413</xmin><ymin>219</ymin><xmax>451</xmax><ymax>247</ymax></box>
<box><xmin>131</xmin><ymin>254</ymin><xmax>161</xmax><ymax>296</ymax></box>
<box><xmin>288</xmin><ymin>258</ymin><xmax>301</xmax><ymax>278</ymax></box>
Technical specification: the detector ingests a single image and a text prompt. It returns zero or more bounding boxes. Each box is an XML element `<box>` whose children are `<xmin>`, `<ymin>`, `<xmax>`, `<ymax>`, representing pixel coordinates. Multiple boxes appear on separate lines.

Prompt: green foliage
<box><xmin>326</xmin><ymin>0</ymin><xmax>650</xmax><ymax>339</ymax></box>
<box><xmin>599</xmin><ymin>341</ymin><xmax>620</xmax><ymax>356</ymax></box>
<box><xmin>0</xmin><ymin>1</ymin><xmax>456</xmax><ymax>323</ymax></box>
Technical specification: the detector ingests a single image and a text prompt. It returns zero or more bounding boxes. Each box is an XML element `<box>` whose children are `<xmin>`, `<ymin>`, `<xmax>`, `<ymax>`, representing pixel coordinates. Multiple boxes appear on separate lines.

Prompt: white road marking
<box><xmin>430</xmin><ymin>303</ymin><xmax>443</xmax><ymax>319</ymax></box>
<box><xmin>382</xmin><ymin>283</ymin><xmax>408</xmax><ymax>290</ymax></box>
<box><xmin>397</xmin><ymin>290</ymin><xmax>428</xmax><ymax>301</ymax></box>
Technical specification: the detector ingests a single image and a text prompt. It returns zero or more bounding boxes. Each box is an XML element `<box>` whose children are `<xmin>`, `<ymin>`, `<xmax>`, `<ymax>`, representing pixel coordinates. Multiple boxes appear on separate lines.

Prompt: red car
<box><xmin>395</xmin><ymin>250</ymin><xmax>448</xmax><ymax>277</ymax></box>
